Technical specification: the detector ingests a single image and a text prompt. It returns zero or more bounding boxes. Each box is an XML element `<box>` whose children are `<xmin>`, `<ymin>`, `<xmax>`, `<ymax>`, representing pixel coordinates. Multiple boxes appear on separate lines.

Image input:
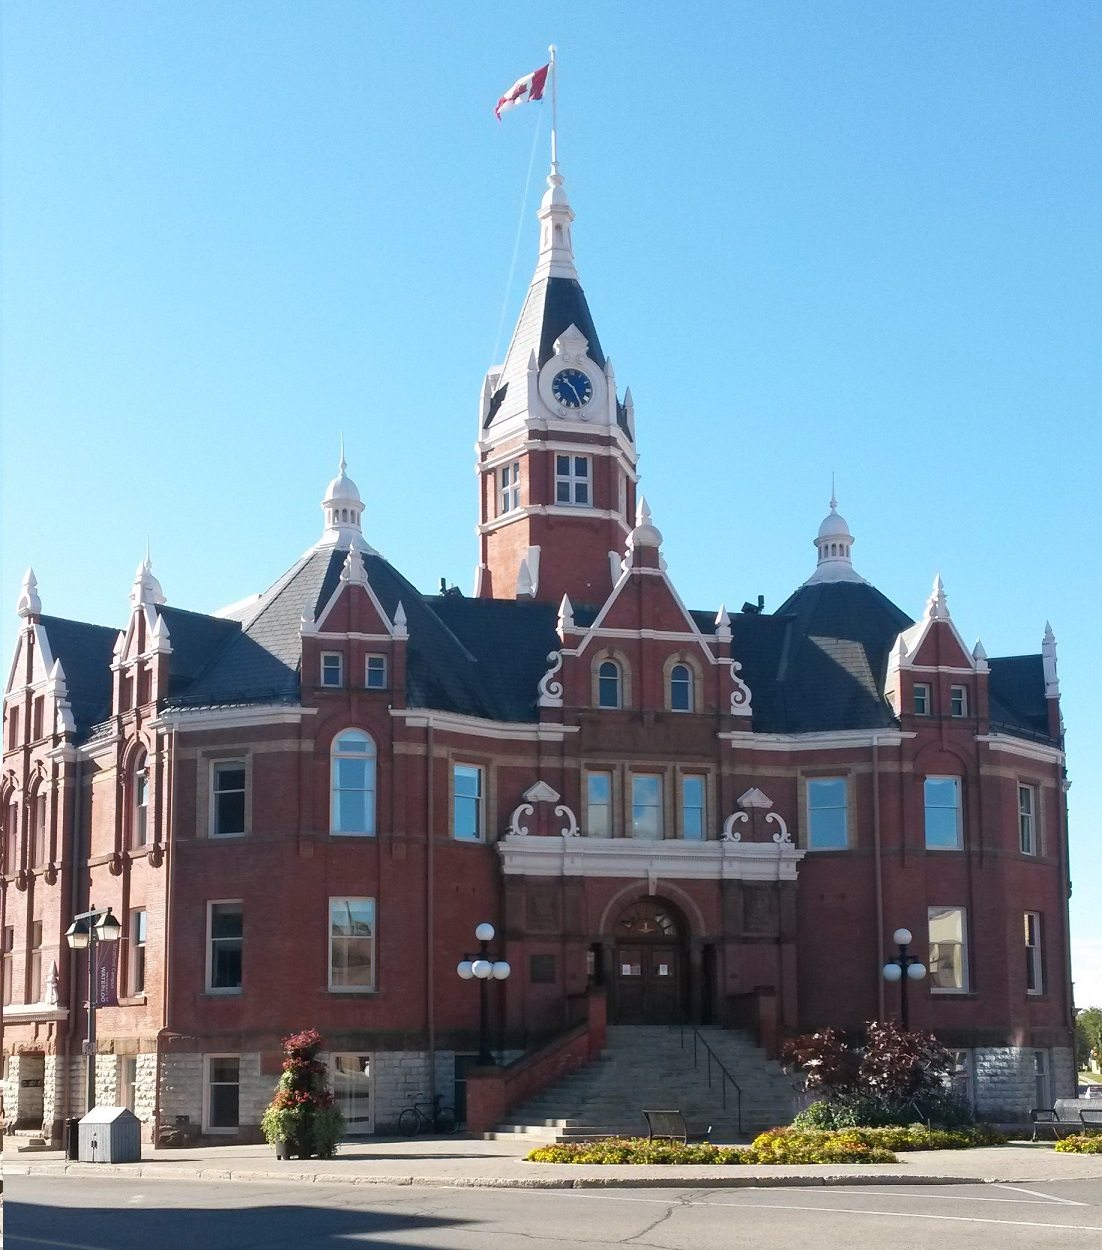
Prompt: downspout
<box><xmin>1056</xmin><ymin>756</ymin><xmax>1073</xmax><ymax>1037</ymax></box>
<box><xmin>61</xmin><ymin>751</ymin><xmax>86</xmax><ymax>1139</ymax></box>
<box><xmin>153</xmin><ymin>724</ymin><xmax>177</xmax><ymax>1147</ymax></box>
<box><xmin>872</xmin><ymin>733</ymin><xmax>885</xmax><ymax>1020</ymax></box>
<box><xmin>426</xmin><ymin>721</ymin><xmax>436</xmax><ymax>1109</ymax></box>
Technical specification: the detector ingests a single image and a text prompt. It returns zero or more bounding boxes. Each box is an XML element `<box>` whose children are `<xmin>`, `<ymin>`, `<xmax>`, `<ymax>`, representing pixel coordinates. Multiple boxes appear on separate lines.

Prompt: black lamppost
<box><xmin>456</xmin><ymin>922</ymin><xmax>511</xmax><ymax>1066</ymax></box>
<box><xmin>881</xmin><ymin>926</ymin><xmax>927</xmax><ymax>1031</ymax></box>
<box><xmin>64</xmin><ymin>907</ymin><xmax>122</xmax><ymax>1111</ymax></box>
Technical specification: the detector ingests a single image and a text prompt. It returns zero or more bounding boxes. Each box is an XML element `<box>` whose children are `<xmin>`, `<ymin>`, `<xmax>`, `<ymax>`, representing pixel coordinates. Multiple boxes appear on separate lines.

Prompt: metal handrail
<box><xmin>674</xmin><ymin>1017</ymin><xmax>743</xmax><ymax>1135</ymax></box>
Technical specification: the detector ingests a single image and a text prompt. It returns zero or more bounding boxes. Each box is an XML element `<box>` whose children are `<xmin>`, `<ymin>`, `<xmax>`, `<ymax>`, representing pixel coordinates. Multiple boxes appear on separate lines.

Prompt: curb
<box><xmin>3</xmin><ymin>1160</ymin><xmax>988</xmax><ymax>1190</ymax></box>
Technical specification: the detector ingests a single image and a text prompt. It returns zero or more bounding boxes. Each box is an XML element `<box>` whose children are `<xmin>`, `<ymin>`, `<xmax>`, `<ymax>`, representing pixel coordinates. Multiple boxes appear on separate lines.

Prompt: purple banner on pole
<box><xmin>93</xmin><ymin>940</ymin><xmax>119</xmax><ymax>1007</ymax></box>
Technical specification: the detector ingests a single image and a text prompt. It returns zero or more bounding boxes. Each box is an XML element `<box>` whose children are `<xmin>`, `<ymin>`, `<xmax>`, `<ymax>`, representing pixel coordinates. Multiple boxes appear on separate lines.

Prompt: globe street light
<box><xmin>64</xmin><ymin>907</ymin><xmax>122</xmax><ymax>1112</ymax></box>
<box><xmin>881</xmin><ymin>927</ymin><xmax>927</xmax><ymax>1030</ymax></box>
<box><xmin>456</xmin><ymin>922</ymin><xmax>511</xmax><ymax>1065</ymax></box>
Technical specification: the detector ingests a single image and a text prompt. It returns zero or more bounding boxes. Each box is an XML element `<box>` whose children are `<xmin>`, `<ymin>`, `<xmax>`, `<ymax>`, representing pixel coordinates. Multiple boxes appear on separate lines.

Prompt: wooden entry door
<box><xmin>612</xmin><ymin>900</ymin><xmax>685</xmax><ymax>1024</ymax></box>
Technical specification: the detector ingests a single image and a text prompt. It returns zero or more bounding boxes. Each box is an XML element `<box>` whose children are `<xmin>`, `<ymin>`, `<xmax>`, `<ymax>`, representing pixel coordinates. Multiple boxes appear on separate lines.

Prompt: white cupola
<box><xmin>318</xmin><ymin>441</ymin><xmax>372</xmax><ymax>552</ymax></box>
<box><xmin>533</xmin><ymin>169</ymin><xmax>578</xmax><ymax>282</ymax></box>
<box><xmin>804</xmin><ymin>489</ymin><xmax>865</xmax><ymax>585</ymax></box>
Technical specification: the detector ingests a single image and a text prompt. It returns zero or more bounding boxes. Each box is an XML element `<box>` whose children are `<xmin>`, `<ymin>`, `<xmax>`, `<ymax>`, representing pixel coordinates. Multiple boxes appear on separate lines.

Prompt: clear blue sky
<box><xmin>3</xmin><ymin>4</ymin><xmax>1100</xmax><ymax>999</ymax></box>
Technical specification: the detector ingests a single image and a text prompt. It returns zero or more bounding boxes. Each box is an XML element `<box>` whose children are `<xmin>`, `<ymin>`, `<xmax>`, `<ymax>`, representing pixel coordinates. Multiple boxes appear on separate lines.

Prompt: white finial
<box><xmin>319</xmin><ymin>446</ymin><xmax>374</xmax><ymax>552</ymax></box>
<box><xmin>339</xmin><ymin>433</ymin><xmax>347</xmax><ymax>476</ymax></box>
<box><xmin>926</xmin><ymin>574</ymin><xmax>949</xmax><ymax>620</ymax></box>
<box><xmin>1043</xmin><ymin>621</ymin><xmax>1059</xmax><ymax>698</ymax></box>
<box><xmin>300</xmin><ymin>606</ymin><xmax>317</xmax><ymax>637</ymax></box>
<box><xmin>150</xmin><ymin>611</ymin><xmax>172</xmax><ymax>654</ymax></box>
<box><xmin>516</xmin><ymin>559</ymin><xmax>534</xmax><ymax>598</ymax></box>
<box><xmin>972</xmin><ymin>638</ymin><xmax>989</xmax><ymax>672</ymax></box>
<box><xmin>830</xmin><ymin>473</ymin><xmax>837</xmax><ymax>512</ymax></box>
<box><xmin>627</xmin><ymin>496</ymin><xmax>663</xmax><ymax>551</ymax></box>
<box><xmin>130</xmin><ymin>556</ymin><xmax>166</xmax><ymax>609</ymax></box>
<box><xmin>557</xmin><ymin>593</ymin><xmax>575</xmax><ymax>638</ymax></box>
<box><xmin>806</xmin><ymin>493</ymin><xmax>863</xmax><ymax>584</ymax></box>
<box><xmin>340</xmin><ymin>542</ymin><xmax>369</xmax><ymax>587</ymax></box>
<box><xmin>16</xmin><ymin>568</ymin><xmax>41</xmax><ymax>619</ymax></box>
<box><xmin>533</xmin><ymin>158</ymin><xmax>578</xmax><ymax>281</ymax></box>
<box><xmin>715</xmin><ymin>605</ymin><xmax>732</xmax><ymax>643</ymax></box>
<box><xmin>44</xmin><ymin>960</ymin><xmax>59</xmax><ymax>1007</ymax></box>
<box><xmin>46</xmin><ymin>658</ymin><xmax>67</xmax><ymax>695</ymax></box>
<box><xmin>393</xmin><ymin>600</ymin><xmax>408</xmax><ymax>640</ymax></box>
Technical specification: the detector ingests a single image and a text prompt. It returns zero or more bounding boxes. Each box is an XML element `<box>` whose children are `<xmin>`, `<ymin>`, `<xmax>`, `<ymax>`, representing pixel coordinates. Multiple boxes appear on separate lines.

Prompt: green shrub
<box><xmin>527</xmin><ymin>1138</ymin><xmax>745</xmax><ymax>1165</ymax></box>
<box><xmin>748</xmin><ymin>1128</ymin><xmax>897</xmax><ymax>1164</ymax></box>
<box><xmin>1055</xmin><ymin>1133</ymin><xmax>1102</xmax><ymax>1154</ymax></box>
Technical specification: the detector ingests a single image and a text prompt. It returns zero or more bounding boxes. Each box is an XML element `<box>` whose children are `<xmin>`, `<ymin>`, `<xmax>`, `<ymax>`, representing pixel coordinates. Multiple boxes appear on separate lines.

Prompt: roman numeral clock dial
<box><xmin>551</xmin><ymin>367</ymin><xmax>593</xmax><ymax>409</ymax></box>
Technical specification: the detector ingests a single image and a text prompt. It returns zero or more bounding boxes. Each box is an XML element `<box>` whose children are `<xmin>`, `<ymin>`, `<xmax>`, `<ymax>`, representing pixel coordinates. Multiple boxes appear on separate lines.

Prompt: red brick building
<box><xmin>1</xmin><ymin>164</ymin><xmax>1073</xmax><ymax>1144</ymax></box>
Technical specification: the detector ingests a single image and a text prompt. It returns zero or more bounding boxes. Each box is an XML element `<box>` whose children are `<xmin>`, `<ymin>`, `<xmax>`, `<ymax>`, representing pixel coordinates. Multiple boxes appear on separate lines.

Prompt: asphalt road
<box><xmin>8</xmin><ymin>1173</ymin><xmax>1102</xmax><ymax>1249</ymax></box>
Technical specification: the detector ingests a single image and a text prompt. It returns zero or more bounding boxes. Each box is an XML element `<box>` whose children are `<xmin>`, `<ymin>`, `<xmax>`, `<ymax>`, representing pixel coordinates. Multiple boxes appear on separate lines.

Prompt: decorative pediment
<box><xmin>508</xmin><ymin>779</ymin><xmax>578</xmax><ymax>838</ymax></box>
<box><xmin>524</xmin><ymin>781</ymin><xmax>560</xmax><ymax>803</ymax></box>
<box><xmin>738</xmin><ymin>787</ymin><xmax>773</xmax><ymax>810</ymax></box>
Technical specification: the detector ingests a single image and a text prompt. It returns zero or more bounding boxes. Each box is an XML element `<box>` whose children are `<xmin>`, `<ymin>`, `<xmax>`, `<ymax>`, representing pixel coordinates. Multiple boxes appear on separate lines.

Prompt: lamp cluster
<box><xmin>456</xmin><ymin>922</ymin><xmax>511</xmax><ymax>982</ymax></box>
<box><xmin>881</xmin><ymin>926</ymin><xmax>927</xmax><ymax>1030</ymax></box>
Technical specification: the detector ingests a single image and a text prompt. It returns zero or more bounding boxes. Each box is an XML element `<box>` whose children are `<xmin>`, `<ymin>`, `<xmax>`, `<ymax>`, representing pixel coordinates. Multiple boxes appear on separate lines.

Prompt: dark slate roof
<box><xmin>749</xmin><ymin>581</ymin><xmax>916</xmax><ymax>733</ymax></box>
<box><xmin>39</xmin><ymin>615</ymin><xmax>117</xmax><ymax>738</ymax></box>
<box><xmin>156</xmin><ymin>606</ymin><xmax>241</xmax><ymax>698</ymax></box>
<box><xmin>989</xmin><ymin>655</ymin><xmax>1054</xmax><ymax>741</ymax></box>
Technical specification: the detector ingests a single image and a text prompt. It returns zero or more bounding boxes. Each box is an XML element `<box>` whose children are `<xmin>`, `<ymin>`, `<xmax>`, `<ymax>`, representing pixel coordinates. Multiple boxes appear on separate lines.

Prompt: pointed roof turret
<box><xmin>318</xmin><ymin>442</ymin><xmax>375</xmax><ymax>553</ymax></box>
<box><xmin>130</xmin><ymin>556</ymin><xmax>166</xmax><ymax>609</ymax></box>
<box><xmin>804</xmin><ymin>489</ymin><xmax>865</xmax><ymax>585</ymax></box>
<box><xmin>16</xmin><ymin>568</ymin><xmax>41</xmax><ymax>619</ymax></box>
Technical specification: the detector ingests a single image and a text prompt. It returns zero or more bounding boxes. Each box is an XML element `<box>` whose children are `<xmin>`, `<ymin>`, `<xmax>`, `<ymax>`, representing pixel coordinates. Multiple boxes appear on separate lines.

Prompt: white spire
<box><xmin>715</xmin><ymin>604</ymin><xmax>732</xmax><ymax>643</ymax></box>
<box><xmin>805</xmin><ymin>489</ymin><xmax>864</xmax><ymax>584</ymax></box>
<box><xmin>1043</xmin><ymin>621</ymin><xmax>1060</xmax><ymax>698</ymax></box>
<box><xmin>16</xmin><ymin>568</ymin><xmax>41</xmax><ymax>618</ymax></box>
<box><xmin>392</xmin><ymin>600</ymin><xmax>408</xmax><ymax>640</ymax></box>
<box><xmin>318</xmin><ymin>443</ymin><xmax>374</xmax><ymax>552</ymax></box>
<box><xmin>340</xmin><ymin>542</ymin><xmax>369</xmax><ymax>587</ymax></box>
<box><xmin>627</xmin><ymin>496</ymin><xmax>663</xmax><ymax>550</ymax></box>
<box><xmin>925</xmin><ymin>574</ymin><xmax>950</xmax><ymax>620</ymax></box>
<box><xmin>130</xmin><ymin>556</ymin><xmax>166</xmax><ymax>609</ymax></box>
<box><xmin>557</xmin><ymin>593</ymin><xmax>575</xmax><ymax>638</ymax></box>
<box><xmin>532</xmin><ymin>166</ymin><xmax>578</xmax><ymax>281</ymax></box>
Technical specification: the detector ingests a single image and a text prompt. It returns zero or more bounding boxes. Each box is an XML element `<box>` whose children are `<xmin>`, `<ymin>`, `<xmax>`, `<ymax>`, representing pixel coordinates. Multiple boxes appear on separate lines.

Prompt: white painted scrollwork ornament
<box><xmin>729</xmin><ymin>661</ymin><xmax>753</xmax><ymax>716</ymax></box>
<box><xmin>766</xmin><ymin>811</ymin><xmax>792</xmax><ymax>844</ymax></box>
<box><xmin>555</xmin><ymin>804</ymin><xmax>579</xmax><ymax>837</ymax></box>
<box><xmin>508</xmin><ymin>803</ymin><xmax>534</xmax><ymax>836</ymax></box>
<box><xmin>722</xmin><ymin>812</ymin><xmax>748</xmax><ymax>842</ymax></box>
<box><xmin>537</xmin><ymin>651</ymin><xmax>564</xmax><ymax>707</ymax></box>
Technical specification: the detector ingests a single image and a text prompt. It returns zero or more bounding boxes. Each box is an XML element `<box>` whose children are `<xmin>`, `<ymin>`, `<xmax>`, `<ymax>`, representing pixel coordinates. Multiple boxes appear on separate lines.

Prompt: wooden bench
<box><xmin>1030</xmin><ymin>1097</ymin><xmax>1102</xmax><ymax>1140</ymax></box>
<box><xmin>641</xmin><ymin>1109</ymin><xmax>712</xmax><ymax>1144</ymax></box>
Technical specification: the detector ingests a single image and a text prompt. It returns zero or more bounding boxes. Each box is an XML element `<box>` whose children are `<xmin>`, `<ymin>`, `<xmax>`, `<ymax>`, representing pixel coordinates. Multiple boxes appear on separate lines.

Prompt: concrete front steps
<box><xmin>487</xmin><ymin>1024</ymin><xmax>797</xmax><ymax>1145</ymax></box>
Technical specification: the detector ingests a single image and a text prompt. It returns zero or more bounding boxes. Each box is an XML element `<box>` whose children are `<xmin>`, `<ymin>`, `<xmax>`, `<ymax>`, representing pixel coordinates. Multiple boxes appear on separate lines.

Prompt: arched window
<box><xmin>598</xmin><ymin>661</ymin><xmax>622</xmax><ymax>709</ymax></box>
<box><xmin>670</xmin><ymin>664</ymin><xmax>693</xmax><ymax>712</ymax></box>
<box><xmin>132</xmin><ymin>753</ymin><xmax>149</xmax><ymax>848</ymax></box>
<box><xmin>331</xmin><ymin>730</ymin><xmax>377</xmax><ymax>836</ymax></box>
<box><xmin>3</xmin><ymin>795</ymin><xmax>18</xmax><ymax>875</ymax></box>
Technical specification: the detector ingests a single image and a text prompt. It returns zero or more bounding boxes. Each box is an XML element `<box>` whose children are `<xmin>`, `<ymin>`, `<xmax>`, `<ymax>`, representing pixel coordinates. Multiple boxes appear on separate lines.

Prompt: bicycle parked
<box><xmin>398</xmin><ymin>1093</ymin><xmax>456</xmax><ymax>1135</ymax></box>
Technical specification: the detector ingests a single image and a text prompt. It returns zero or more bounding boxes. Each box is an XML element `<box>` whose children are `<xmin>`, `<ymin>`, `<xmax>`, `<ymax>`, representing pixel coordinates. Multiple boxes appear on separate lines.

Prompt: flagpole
<box><xmin>549</xmin><ymin>44</ymin><xmax>558</xmax><ymax>172</ymax></box>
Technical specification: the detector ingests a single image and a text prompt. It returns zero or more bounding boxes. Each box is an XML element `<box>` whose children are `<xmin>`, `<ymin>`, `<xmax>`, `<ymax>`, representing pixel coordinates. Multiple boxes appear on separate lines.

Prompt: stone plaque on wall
<box><xmin>526</xmin><ymin>883</ymin><xmax>562</xmax><ymax>933</ymax></box>
<box><xmin>743</xmin><ymin>884</ymin><xmax>779</xmax><ymax>937</ymax></box>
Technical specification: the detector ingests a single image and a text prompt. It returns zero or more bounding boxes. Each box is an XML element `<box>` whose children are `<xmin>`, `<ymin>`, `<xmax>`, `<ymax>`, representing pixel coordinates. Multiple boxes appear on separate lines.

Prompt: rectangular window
<box><xmin>32</xmin><ymin>792</ymin><xmax>47</xmax><ymax>867</ymax></box>
<box><xmin>205</xmin><ymin>1056</ymin><xmax>240</xmax><ymax>1131</ymax></box>
<box><xmin>913</xmin><ymin>683</ymin><xmax>930</xmax><ymax>715</ymax></box>
<box><xmin>1019</xmin><ymin>784</ymin><xmax>1038</xmax><ymax>855</ymax></box>
<box><xmin>807</xmin><ymin>777</ymin><xmax>848</xmax><ymax>850</ymax></box>
<box><xmin>129</xmin><ymin>909</ymin><xmax>147</xmax><ymax>996</ymax></box>
<box><xmin>32</xmin><ymin>697</ymin><xmax>43</xmax><ymax>741</ymax></box>
<box><xmin>329</xmin><ymin>897</ymin><xmax>376</xmax><ymax>991</ymax></box>
<box><xmin>1033</xmin><ymin>1050</ymin><xmax>1050</xmax><ymax>1110</ymax></box>
<box><xmin>207</xmin><ymin>902</ymin><xmax>243</xmax><ymax>993</ymax></box>
<box><xmin>7</xmin><ymin>707</ymin><xmax>19</xmax><ymax>747</ymax></box>
<box><xmin>555</xmin><ymin>454</ymin><xmax>591</xmax><ymax>506</ymax></box>
<box><xmin>1025</xmin><ymin>912</ymin><xmax>1043</xmax><ymax>994</ymax></box>
<box><xmin>928</xmin><ymin>906</ymin><xmax>968</xmax><ymax>992</ymax></box>
<box><xmin>498</xmin><ymin>462</ymin><xmax>520</xmax><ymax>514</ymax></box>
<box><xmin>321</xmin><ymin>652</ymin><xmax>343</xmax><ymax>688</ymax></box>
<box><xmin>586</xmin><ymin>772</ymin><xmax>612</xmax><ymax>837</ymax></box>
<box><xmin>28</xmin><ymin>920</ymin><xmax>42</xmax><ymax>1003</ymax></box>
<box><xmin>681</xmin><ymin>776</ymin><xmax>705</xmax><ymax>840</ymax></box>
<box><xmin>211</xmin><ymin>761</ymin><xmax>246</xmax><ymax>838</ymax></box>
<box><xmin>631</xmin><ymin>774</ymin><xmax>663</xmax><ymax>839</ymax></box>
<box><xmin>453</xmin><ymin>765</ymin><xmax>483</xmax><ymax>841</ymax></box>
<box><xmin>365</xmin><ymin>655</ymin><xmax>387</xmax><ymax>689</ymax></box>
<box><xmin>2</xmin><ymin>926</ymin><xmax>12</xmax><ymax>1006</ymax></box>
<box><xmin>950</xmin><ymin>685</ymin><xmax>967</xmax><ymax>717</ymax></box>
<box><xmin>119</xmin><ymin>1056</ymin><xmax>137</xmax><ymax>1113</ymax></box>
<box><xmin>4</xmin><ymin>802</ymin><xmax>17</xmax><ymax>874</ymax></box>
<box><xmin>948</xmin><ymin>1049</ymin><xmax>974</xmax><ymax>1109</ymax></box>
<box><xmin>924</xmin><ymin>776</ymin><xmax>962</xmax><ymax>850</ymax></box>
<box><xmin>133</xmin><ymin>767</ymin><xmax>149</xmax><ymax>848</ymax></box>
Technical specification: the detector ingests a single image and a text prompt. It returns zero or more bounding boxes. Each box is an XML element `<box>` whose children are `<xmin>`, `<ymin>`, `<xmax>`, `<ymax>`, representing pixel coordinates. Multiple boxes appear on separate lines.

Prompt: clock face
<box><xmin>551</xmin><ymin>367</ymin><xmax>593</xmax><ymax>409</ymax></box>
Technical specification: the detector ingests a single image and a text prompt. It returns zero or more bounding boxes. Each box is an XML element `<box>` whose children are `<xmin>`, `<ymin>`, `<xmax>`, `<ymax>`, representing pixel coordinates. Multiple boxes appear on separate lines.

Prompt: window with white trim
<box><xmin>453</xmin><ymin>765</ymin><xmax>483</xmax><ymax>841</ymax></box>
<box><xmin>948</xmin><ymin>1049</ymin><xmax>974</xmax><ymax>1109</ymax></box>
<box><xmin>586</xmin><ymin>771</ymin><xmax>612</xmax><ymax>837</ymax></box>
<box><xmin>321</xmin><ymin>652</ymin><xmax>343</xmax><ymax>688</ymax></box>
<box><xmin>631</xmin><ymin>774</ymin><xmax>663</xmax><ymax>839</ymax></box>
<box><xmin>913</xmin><ymin>683</ymin><xmax>931</xmax><ymax>715</ymax></box>
<box><xmin>211</xmin><ymin>761</ymin><xmax>246</xmax><ymax>838</ymax></box>
<box><xmin>498</xmin><ymin>462</ymin><xmax>520</xmax><ymax>514</ymax></box>
<box><xmin>555</xmin><ymin>454</ymin><xmax>590</xmax><ymax>506</ymax></box>
<box><xmin>950</xmin><ymin>685</ymin><xmax>967</xmax><ymax>717</ymax></box>
<box><xmin>31</xmin><ymin>789</ymin><xmax>47</xmax><ymax>867</ymax></box>
<box><xmin>807</xmin><ymin>777</ymin><xmax>848</xmax><ymax>850</ymax></box>
<box><xmin>330</xmin><ymin>731</ymin><xmax>376</xmax><ymax>836</ymax></box>
<box><xmin>928</xmin><ymin>906</ymin><xmax>968</xmax><ymax>992</ymax></box>
<box><xmin>597</xmin><ymin>660</ymin><xmax>622</xmax><ymax>709</ymax></box>
<box><xmin>669</xmin><ymin>664</ymin><xmax>693</xmax><ymax>712</ymax></box>
<box><xmin>132</xmin><ymin>756</ymin><xmax>149</xmax><ymax>848</ymax></box>
<box><xmin>1</xmin><ymin>926</ymin><xmax>12</xmax><ymax>1006</ymax></box>
<box><xmin>1019</xmin><ymin>784</ymin><xmax>1038</xmax><ymax>855</ymax></box>
<box><xmin>206</xmin><ymin>901</ymin><xmax>243</xmax><ymax>993</ymax></box>
<box><xmin>365</xmin><ymin>655</ymin><xmax>387</xmax><ymax>689</ymax></box>
<box><xmin>329</xmin><ymin>897</ymin><xmax>376</xmax><ymax>991</ymax></box>
<box><xmin>1025</xmin><ymin>912</ymin><xmax>1043</xmax><ymax>994</ymax></box>
<box><xmin>28</xmin><ymin>920</ymin><xmax>42</xmax><ymax>1004</ymax></box>
<box><xmin>129</xmin><ymin>908</ymin><xmax>147</xmax><ymax>996</ymax></box>
<box><xmin>924</xmin><ymin>776</ymin><xmax>962</xmax><ymax>850</ymax></box>
<box><xmin>119</xmin><ymin>1055</ymin><xmax>137</xmax><ymax>1113</ymax></box>
<box><xmin>204</xmin><ymin>1056</ymin><xmax>240</xmax><ymax>1132</ymax></box>
<box><xmin>681</xmin><ymin>775</ymin><xmax>705</xmax><ymax>840</ymax></box>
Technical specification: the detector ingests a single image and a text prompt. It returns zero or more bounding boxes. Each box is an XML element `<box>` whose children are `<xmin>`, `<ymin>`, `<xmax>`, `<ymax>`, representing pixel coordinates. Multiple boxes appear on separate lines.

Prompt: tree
<box><xmin>1076</xmin><ymin>1008</ymin><xmax>1102</xmax><ymax>1070</ymax></box>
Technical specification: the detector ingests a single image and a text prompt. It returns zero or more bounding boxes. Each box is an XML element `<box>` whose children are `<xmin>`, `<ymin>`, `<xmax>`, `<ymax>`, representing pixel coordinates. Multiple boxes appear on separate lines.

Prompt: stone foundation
<box><xmin>974</xmin><ymin>1046</ymin><xmax>1076</xmax><ymax>1120</ymax></box>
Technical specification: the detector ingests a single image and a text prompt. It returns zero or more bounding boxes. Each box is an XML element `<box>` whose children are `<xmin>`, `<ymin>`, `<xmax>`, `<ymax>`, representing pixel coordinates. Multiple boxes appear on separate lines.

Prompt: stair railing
<box><xmin>674</xmin><ymin>1017</ymin><xmax>743</xmax><ymax>1136</ymax></box>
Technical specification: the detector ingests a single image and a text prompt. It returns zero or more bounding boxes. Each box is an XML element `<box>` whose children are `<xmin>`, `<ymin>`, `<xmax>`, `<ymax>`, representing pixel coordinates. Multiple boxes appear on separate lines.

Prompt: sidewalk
<box><xmin>6</xmin><ymin>1135</ymin><xmax>1102</xmax><ymax>1190</ymax></box>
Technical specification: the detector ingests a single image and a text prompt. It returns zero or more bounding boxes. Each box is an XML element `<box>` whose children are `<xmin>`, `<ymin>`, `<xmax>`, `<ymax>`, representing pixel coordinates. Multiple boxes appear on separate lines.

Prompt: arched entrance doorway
<box><xmin>611</xmin><ymin>898</ymin><xmax>686</xmax><ymax>1024</ymax></box>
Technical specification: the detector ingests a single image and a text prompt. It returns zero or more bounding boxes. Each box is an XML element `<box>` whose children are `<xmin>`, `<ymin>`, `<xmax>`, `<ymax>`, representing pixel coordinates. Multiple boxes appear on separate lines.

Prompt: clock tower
<box><xmin>474</xmin><ymin>165</ymin><xmax>638</xmax><ymax>606</ymax></box>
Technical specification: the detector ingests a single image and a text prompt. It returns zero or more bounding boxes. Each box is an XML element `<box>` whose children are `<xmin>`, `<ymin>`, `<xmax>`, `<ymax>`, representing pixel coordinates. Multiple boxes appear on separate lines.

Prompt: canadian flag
<box><xmin>495</xmin><ymin>64</ymin><xmax>550</xmax><ymax>121</ymax></box>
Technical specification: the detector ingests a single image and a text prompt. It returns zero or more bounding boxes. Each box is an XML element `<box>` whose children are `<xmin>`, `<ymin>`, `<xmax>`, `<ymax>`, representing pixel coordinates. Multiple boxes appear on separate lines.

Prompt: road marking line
<box><xmin>994</xmin><ymin>1183</ymin><xmax>1087</xmax><ymax>1205</ymax></box>
<box><xmin>6</xmin><ymin>1237</ymin><xmax>111</xmax><ymax>1250</ymax></box>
